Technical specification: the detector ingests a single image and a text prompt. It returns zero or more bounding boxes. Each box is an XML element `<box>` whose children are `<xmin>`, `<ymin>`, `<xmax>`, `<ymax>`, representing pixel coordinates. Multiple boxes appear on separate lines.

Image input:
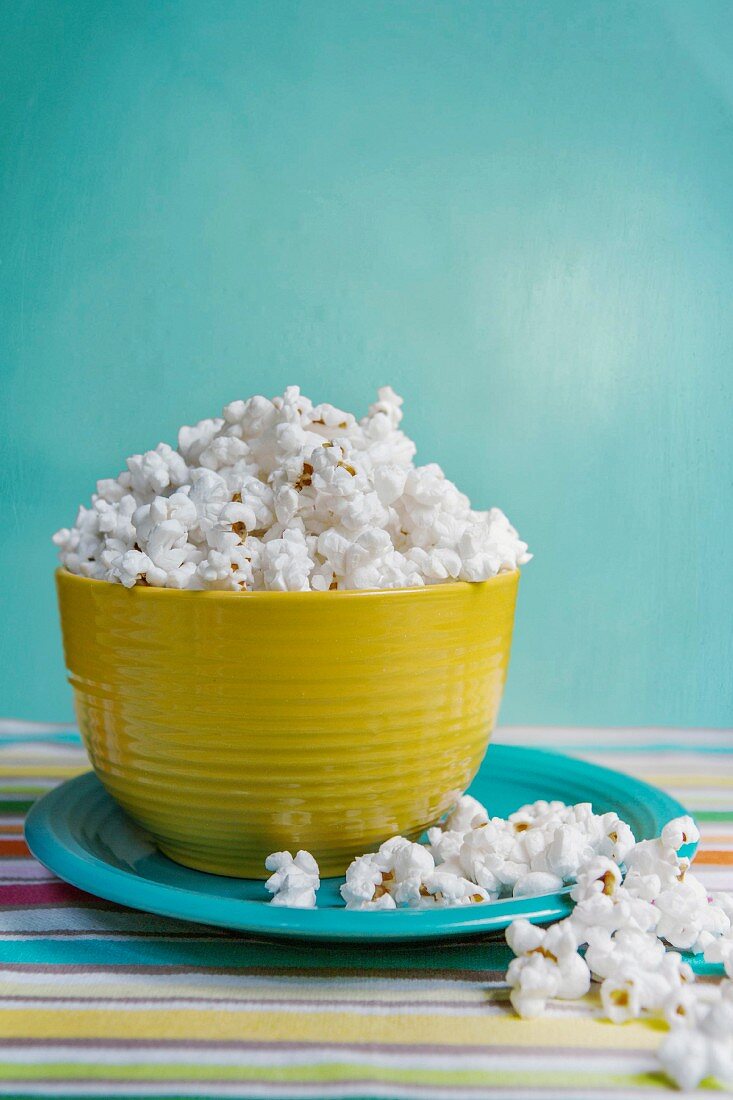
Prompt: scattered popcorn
<box><xmin>584</xmin><ymin>926</ymin><xmax>667</xmax><ymax>980</ymax></box>
<box><xmin>655</xmin><ymin>878</ymin><xmax>729</xmax><ymax>952</ymax></box>
<box><xmin>263</xmin><ymin>791</ymin><xmax>732</xmax><ymax>1091</ymax></box>
<box><xmin>340</xmin><ymin>837</ymin><xmax>438</xmax><ymax>909</ymax></box>
<box><xmin>378</xmin><ymin>837</ymin><xmax>436</xmax><ymax>908</ymax></box>
<box><xmin>54</xmin><ymin>387</ymin><xmax>531</xmax><ymax>591</ymax></box>
<box><xmin>505</xmin><ymin>919</ymin><xmax>591</xmax><ymax>1017</ymax></box>
<box><xmin>599</xmin><ymin>953</ymin><xmax>692</xmax><ymax>1026</ymax></box>
<box><xmin>338</xmin><ymin>792</ymin><xmax>640</xmax><ymax>913</ymax></box>
<box><xmin>499</xmin><ymin>812</ymin><xmax>733</xmax><ymax>1093</ymax></box>
<box><xmin>340</xmin><ymin>853</ymin><xmax>387</xmax><ymax>909</ymax></box>
<box><xmin>703</xmin><ymin>933</ymin><xmax>733</xmax><ymax>975</ymax></box>
<box><xmin>658</xmin><ymin>987</ymin><xmax>733</xmax><ymax>1090</ymax></box>
<box><xmin>264</xmin><ymin>850</ymin><xmax>320</xmax><ymax>908</ymax></box>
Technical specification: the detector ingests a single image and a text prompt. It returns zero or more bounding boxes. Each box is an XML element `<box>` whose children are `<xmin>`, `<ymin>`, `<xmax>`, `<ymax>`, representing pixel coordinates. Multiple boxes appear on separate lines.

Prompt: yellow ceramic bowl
<box><xmin>56</xmin><ymin>568</ymin><xmax>519</xmax><ymax>877</ymax></box>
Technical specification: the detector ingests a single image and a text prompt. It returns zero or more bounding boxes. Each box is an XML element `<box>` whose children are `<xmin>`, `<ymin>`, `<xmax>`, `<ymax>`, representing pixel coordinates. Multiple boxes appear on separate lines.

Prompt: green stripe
<box><xmin>0</xmin><ymin>801</ymin><xmax>34</xmax><ymax>814</ymax></box>
<box><xmin>692</xmin><ymin>811</ymin><xmax>733</xmax><ymax>821</ymax></box>
<box><xmin>0</xmin><ymin>1063</ymin><xmax>690</xmax><ymax>1089</ymax></box>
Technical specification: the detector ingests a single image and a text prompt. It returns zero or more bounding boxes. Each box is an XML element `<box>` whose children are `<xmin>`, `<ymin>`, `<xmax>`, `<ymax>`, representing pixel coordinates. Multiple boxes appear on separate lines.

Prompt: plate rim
<box><xmin>24</xmin><ymin>744</ymin><xmax>694</xmax><ymax>942</ymax></box>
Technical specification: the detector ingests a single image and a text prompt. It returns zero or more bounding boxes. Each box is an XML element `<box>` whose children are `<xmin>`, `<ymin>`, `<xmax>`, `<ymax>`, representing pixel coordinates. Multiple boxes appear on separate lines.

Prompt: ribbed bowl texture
<box><xmin>56</xmin><ymin>568</ymin><xmax>519</xmax><ymax>877</ymax></box>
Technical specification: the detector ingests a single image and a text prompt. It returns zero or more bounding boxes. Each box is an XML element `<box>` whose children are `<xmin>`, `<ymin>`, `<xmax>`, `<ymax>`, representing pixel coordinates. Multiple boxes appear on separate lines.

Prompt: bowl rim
<box><xmin>55</xmin><ymin>566</ymin><xmax>519</xmax><ymax>601</ymax></box>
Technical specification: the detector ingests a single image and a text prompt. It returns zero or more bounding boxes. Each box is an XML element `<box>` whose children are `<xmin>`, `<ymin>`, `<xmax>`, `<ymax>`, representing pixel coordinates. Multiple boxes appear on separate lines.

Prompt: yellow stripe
<box><xmin>0</xmin><ymin>1008</ymin><xmax>664</xmax><ymax>1049</ymax></box>
<box><xmin>643</xmin><ymin>774</ymin><xmax>733</xmax><ymax>787</ymax></box>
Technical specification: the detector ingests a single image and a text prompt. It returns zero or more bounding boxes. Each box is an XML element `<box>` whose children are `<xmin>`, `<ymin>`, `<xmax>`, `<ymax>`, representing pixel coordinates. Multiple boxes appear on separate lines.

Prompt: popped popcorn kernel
<box><xmin>53</xmin><ymin>388</ymin><xmax>530</xmax><ymax>591</ymax></box>
<box><xmin>264</xmin><ymin>849</ymin><xmax>320</xmax><ymax>909</ymax></box>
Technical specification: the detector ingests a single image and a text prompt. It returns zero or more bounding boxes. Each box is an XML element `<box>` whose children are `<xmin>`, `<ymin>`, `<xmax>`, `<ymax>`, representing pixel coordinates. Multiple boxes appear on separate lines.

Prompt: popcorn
<box><xmin>570</xmin><ymin>856</ymin><xmax>623</xmax><ymax>902</ymax></box>
<box><xmin>597</xmin><ymin>949</ymin><xmax>695</xmax><ymax>1026</ymax></box>
<box><xmin>344</xmin><ymin>892</ymin><xmax>398</xmax><ymax>912</ymax></box>
<box><xmin>660</xmin><ymin>1028</ymin><xmax>733</xmax><ymax>1092</ymax></box>
<box><xmin>264</xmin><ymin>850</ymin><xmax>320</xmax><ymax>908</ymax></box>
<box><xmin>289</xmin><ymin>800</ymin><xmax>733</xmax><ymax>1089</ymax></box>
<box><xmin>600</xmin><ymin>970</ymin><xmax>658</xmax><ymax>1024</ymax></box>
<box><xmin>126</xmin><ymin>443</ymin><xmax>188</xmax><ymax>498</ymax></box>
<box><xmin>711</xmin><ymin>891</ymin><xmax>733</xmax><ymax>923</ymax></box>
<box><xmin>341</xmin><ymin>839</ymin><xmax>439</xmax><ymax>909</ymax></box>
<box><xmin>444</xmin><ymin>795</ymin><xmax>489</xmax><ymax>834</ymax></box>
<box><xmin>421</xmin><ymin>872</ymin><xmax>491</xmax><ymax>908</ymax></box>
<box><xmin>376</xmin><ymin>836</ymin><xmax>435</xmax><ymax>880</ymax></box>
<box><xmin>658</xmin><ymin>989</ymin><xmax>733</xmax><ymax>1090</ymax></box>
<box><xmin>500</xmin><ymin>812</ymin><xmax>733</xmax><ymax>1093</ymax></box>
<box><xmin>505</xmin><ymin>919</ymin><xmax>591</xmax><ymax>1017</ymax></box>
<box><xmin>624</xmin><ymin>836</ymin><xmax>689</xmax><ymax>898</ymax></box>
<box><xmin>654</xmin><ymin>876</ymin><xmax>730</xmax><ymax>952</ymax></box>
<box><xmin>340</xmin><ymin>854</ymin><xmax>388</xmax><ymax>909</ymax></box>
<box><xmin>662</xmin><ymin>981</ymin><xmax>703</xmax><ymax>1028</ymax></box>
<box><xmin>458</xmin><ymin>823</ymin><xmax>520</xmax><ymax>895</ymax></box>
<box><xmin>54</xmin><ymin>387</ymin><xmax>530</xmax><ymax>590</ymax></box>
<box><xmin>260</xmin><ymin>529</ymin><xmax>313</xmax><ymax>591</ymax></box>
<box><xmin>426</xmin><ymin>826</ymin><xmax>464</xmax><ymax>865</ymax></box>
<box><xmin>544</xmin><ymin>824</ymin><xmax>596</xmax><ymax>882</ymax></box>
<box><xmin>598</xmin><ymin>813</ymin><xmax>636</xmax><ymax>864</ymax></box>
<box><xmin>661</xmin><ymin>815</ymin><xmax>700</xmax><ymax>850</ymax></box>
<box><xmin>513</xmin><ymin>871</ymin><xmax>564</xmax><ymax>898</ymax></box>
<box><xmin>375</xmin><ymin>837</ymin><xmax>436</xmax><ymax>907</ymax></box>
<box><xmin>584</xmin><ymin>927</ymin><xmax>666</xmax><ymax>980</ymax></box>
<box><xmin>506</xmin><ymin>953</ymin><xmax>564</xmax><ymax>1019</ymax></box>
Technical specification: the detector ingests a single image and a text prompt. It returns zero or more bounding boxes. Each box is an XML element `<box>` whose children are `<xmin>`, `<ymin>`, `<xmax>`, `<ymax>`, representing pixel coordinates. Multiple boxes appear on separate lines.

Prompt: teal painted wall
<box><xmin>2</xmin><ymin>0</ymin><xmax>732</xmax><ymax>726</ymax></box>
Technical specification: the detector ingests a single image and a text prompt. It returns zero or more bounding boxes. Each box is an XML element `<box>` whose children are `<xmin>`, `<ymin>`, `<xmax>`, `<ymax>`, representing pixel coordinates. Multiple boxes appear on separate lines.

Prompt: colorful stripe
<box><xmin>0</xmin><ymin>721</ymin><xmax>730</xmax><ymax>1098</ymax></box>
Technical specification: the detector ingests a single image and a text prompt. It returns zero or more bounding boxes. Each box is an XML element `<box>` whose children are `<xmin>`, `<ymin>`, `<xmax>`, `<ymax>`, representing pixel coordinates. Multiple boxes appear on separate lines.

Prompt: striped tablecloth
<box><xmin>0</xmin><ymin>722</ymin><xmax>731</xmax><ymax>1099</ymax></box>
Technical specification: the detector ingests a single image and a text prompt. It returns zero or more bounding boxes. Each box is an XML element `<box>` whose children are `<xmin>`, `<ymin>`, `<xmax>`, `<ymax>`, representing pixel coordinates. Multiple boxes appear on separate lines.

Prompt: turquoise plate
<box><xmin>25</xmin><ymin>744</ymin><xmax>695</xmax><ymax>943</ymax></box>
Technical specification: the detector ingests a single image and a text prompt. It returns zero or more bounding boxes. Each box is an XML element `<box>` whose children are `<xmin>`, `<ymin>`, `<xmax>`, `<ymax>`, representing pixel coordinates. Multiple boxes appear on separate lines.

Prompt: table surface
<box><xmin>1</xmin><ymin>722</ymin><xmax>731</xmax><ymax>1100</ymax></box>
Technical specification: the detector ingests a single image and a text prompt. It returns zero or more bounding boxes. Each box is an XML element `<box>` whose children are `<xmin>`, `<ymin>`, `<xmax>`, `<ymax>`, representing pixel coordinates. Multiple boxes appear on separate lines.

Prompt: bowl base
<box><xmin>154</xmin><ymin>823</ymin><xmax>434</xmax><ymax>880</ymax></box>
<box><xmin>156</xmin><ymin>842</ymin><xmax>274</xmax><ymax>880</ymax></box>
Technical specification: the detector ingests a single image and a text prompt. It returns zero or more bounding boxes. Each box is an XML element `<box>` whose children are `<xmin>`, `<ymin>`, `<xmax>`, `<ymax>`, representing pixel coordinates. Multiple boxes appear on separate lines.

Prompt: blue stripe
<box><xmin>0</xmin><ymin>734</ymin><xmax>82</xmax><ymax>745</ymax></box>
<box><xmin>0</xmin><ymin>937</ymin><xmax>514</xmax><ymax>972</ymax></box>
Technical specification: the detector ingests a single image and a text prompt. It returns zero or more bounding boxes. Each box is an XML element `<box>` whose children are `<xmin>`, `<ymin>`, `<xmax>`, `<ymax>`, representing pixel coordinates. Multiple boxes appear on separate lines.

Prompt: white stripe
<box><xmin>0</xmin><ymin>995</ymin><xmax>601</xmax><ymax>1019</ymax></box>
<box><xmin>689</xmin><ymin>869</ymin><xmax>733</xmax><ymax>889</ymax></box>
<box><xmin>0</xmin><ymin>910</ymin><xmax>200</xmax><ymax>934</ymax></box>
<box><xmin>0</xmin><ymin>1045</ymin><xmax>658</xmax><ymax>1072</ymax></box>
<box><xmin>2</xmin><ymin>718</ymin><xmax>731</xmax><ymax>745</ymax></box>
<box><xmin>0</xmin><ymin>861</ymin><xmax>57</xmax><ymax>879</ymax></box>
<box><xmin>561</xmin><ymin>751</ymin><xmax>733</xmax><ymax>770</ymax></box>
<box><xmin>0</xmin><ymin>721</ymin><xmax>75</xmax><ymax>734</ymax></box>
<box><xmin>0</xmin><ymin>779</ymin><xmax>69</xmax><ymax>791</ymax></box>
<box><xmin>0</xmin><ymin>970</ymin><xmax>505</xmax><ymax>996</ymax></box>
<box><xmin>663</xmin><ymin>796</ymin><xmax>733</xmax><ymax>810</ymax></box>
<box><xmin>497</xmin><ymin>725</ymin><xmax>733</xmax><ymax>744</ymax></box>
<box><xmin>0</xmin><ymin>744</ymin><xmax>85</xmax><ymax>760</ymax></box>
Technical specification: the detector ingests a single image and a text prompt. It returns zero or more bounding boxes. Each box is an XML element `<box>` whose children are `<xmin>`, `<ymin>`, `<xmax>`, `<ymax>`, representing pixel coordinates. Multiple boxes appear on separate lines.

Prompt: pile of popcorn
<box><xmin>53</xmin><ymin>387</ymin><xmax>530</xmax><ymax>591</ymax></box>
<box><xmin>266</xmin><ymin>799</ymin><xmax>733</xmax><ymax>1091</ymax></box>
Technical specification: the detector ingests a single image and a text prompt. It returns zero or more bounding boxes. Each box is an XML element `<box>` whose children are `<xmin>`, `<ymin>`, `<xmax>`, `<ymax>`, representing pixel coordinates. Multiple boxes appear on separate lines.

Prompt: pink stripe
<box><xmin>0</xmin><ymin>881</ymin><xmax>103</xmax><ymax>906</ymax></box>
